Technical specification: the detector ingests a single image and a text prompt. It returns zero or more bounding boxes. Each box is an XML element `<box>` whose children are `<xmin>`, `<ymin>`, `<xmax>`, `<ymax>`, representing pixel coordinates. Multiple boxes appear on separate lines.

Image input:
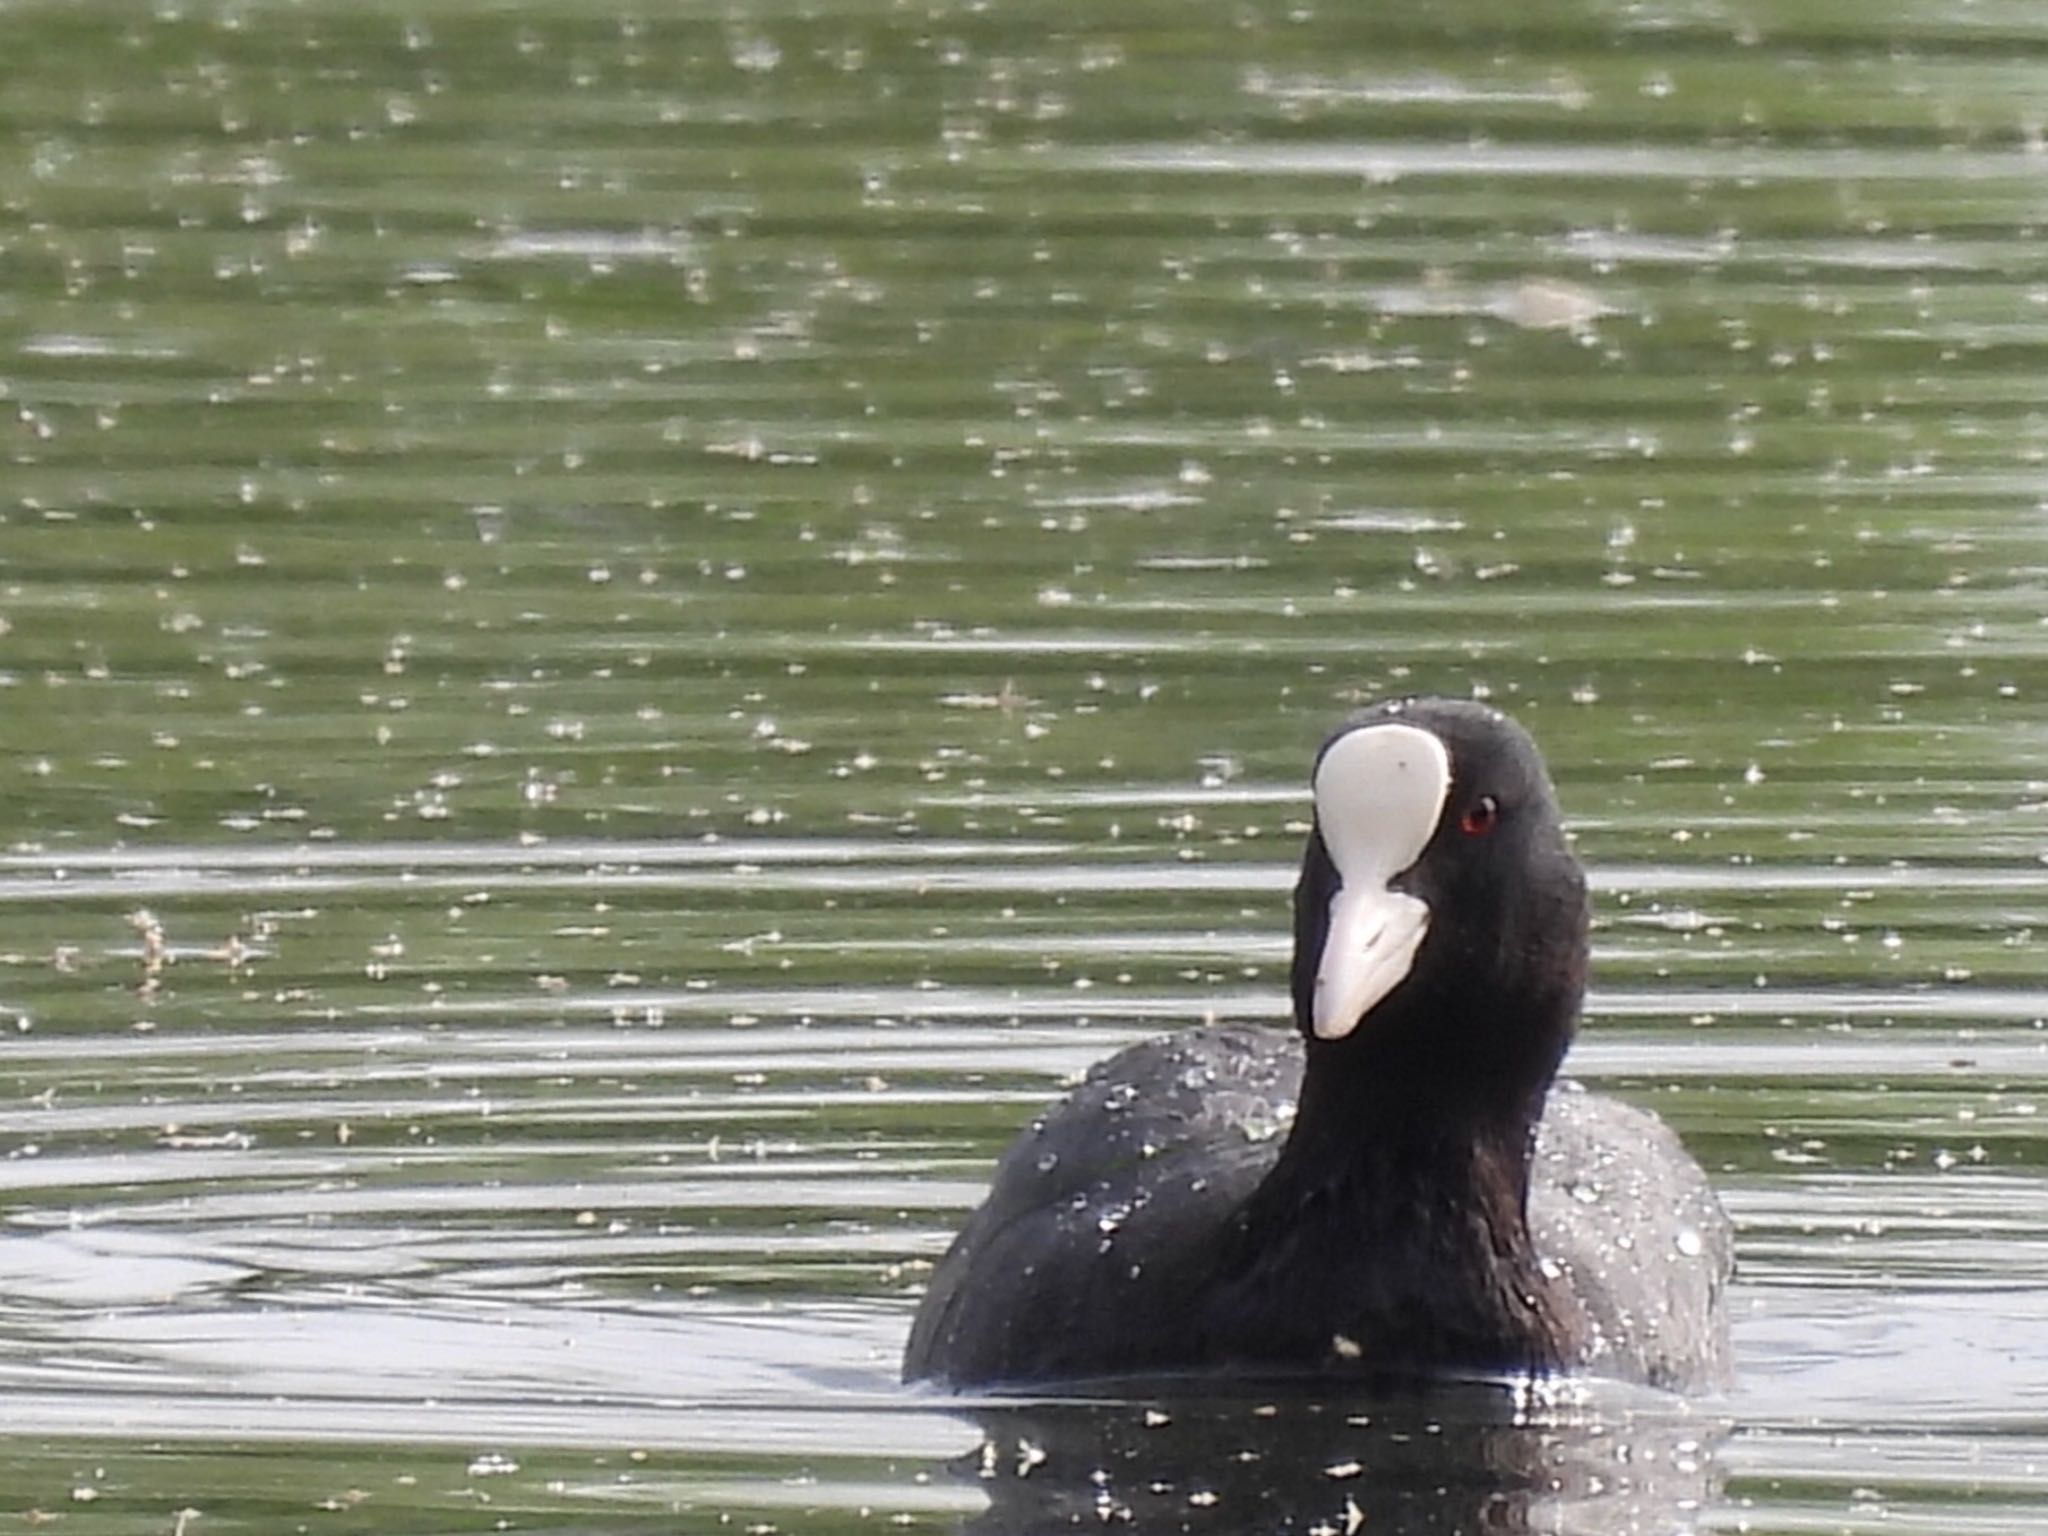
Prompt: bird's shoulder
<box><xmin>1531</xmin><ymin>1082</ymin><xmax>1735</xmax><ymax>1390</ymax></box>
<box><xmin>903</xmin><ymin>1024</ymin><xmax>1301</xmax><ymax>1385</ymax></box>
<box><xmin>977</xmin><ymin>1022</ymin><xmax>1303</xmax><ymax>1216</ymax></box>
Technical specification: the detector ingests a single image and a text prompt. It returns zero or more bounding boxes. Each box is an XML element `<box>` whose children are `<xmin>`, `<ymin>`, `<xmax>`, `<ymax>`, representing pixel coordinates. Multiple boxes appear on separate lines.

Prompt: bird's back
<box><xmin>903</xmin><ymin>1025</ymin><xmax>1296</xmax><ymax>1386</ymax></box>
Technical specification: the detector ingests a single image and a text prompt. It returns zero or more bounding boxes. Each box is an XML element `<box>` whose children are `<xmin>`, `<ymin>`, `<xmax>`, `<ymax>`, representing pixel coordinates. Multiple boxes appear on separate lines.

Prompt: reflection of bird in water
<box><xmin>949</xmin><ymin>1382</ymin><xmax>1727</xmax><ymax>1536</ymax></box>
<box><xmin>906</xmin><ymin>699</ymin><xmax>1732</xmax><ymax>1392</ymax></box>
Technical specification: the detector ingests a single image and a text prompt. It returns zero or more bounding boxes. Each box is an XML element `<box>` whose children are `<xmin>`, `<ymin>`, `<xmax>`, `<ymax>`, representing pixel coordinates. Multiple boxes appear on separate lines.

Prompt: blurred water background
<box><xmin>5</xmin><ymin>0</ymin><xmax>2048</xmax><ymax>1530</ymax></box>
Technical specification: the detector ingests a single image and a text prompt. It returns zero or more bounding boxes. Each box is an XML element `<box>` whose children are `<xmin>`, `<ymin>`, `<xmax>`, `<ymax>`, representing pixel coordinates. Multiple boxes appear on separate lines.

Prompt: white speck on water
<box><xmin>1675</xmin><ymin>1227</ymin><xmax>1704</xmax><ymax>1257</ymax></box>
<box><xmin>730</xmin><ymin>35</ymin><xmax>782</xmax><ymax>73</ymax></box>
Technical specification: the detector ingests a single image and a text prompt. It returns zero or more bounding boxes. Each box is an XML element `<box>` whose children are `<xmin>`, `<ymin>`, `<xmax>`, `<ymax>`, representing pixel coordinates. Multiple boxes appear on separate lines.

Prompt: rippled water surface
<box><xmin>7</xmin><ymin>1</ymin><xmax>2048</xmax><ymax>1530</ymax></box>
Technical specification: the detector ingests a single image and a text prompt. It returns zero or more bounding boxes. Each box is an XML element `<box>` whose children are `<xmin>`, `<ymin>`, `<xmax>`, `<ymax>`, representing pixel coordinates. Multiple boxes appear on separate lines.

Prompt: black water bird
<box><xmin>903</xmin><ymin>698</ymin><xmax>1732</xmax><ymax>1392</ymax></box>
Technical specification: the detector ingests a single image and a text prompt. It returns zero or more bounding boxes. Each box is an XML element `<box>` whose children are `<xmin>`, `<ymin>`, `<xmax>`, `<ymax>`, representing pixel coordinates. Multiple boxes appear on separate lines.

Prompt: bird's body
<box><xmin>904</xmin><ymin>700</ymin><xmax>1733</xmax><ymax>1393</ymax></box>
<box><xmin>902</xmin><ymin>1027</ymin><xmax>1730</xmax><ymax>1390</ymax></box>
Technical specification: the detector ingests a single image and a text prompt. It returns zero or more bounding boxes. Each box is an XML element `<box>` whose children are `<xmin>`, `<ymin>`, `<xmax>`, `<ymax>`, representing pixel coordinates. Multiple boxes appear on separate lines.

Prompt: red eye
<box><xmin>1460</xmin><ymin>795</ymin><xmax>1499</xmax><ymax>836</ymax></box>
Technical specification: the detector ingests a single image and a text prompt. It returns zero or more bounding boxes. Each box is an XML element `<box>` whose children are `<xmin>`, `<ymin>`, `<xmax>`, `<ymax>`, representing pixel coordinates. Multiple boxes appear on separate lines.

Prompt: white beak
<box><xmin>1310</xmin><ymin>723</ymin><xmax>1451</xmax><ymax>1040</ymax></box>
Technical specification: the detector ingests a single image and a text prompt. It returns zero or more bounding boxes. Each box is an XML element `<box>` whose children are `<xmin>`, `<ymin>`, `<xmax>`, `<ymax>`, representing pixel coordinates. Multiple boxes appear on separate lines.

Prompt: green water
<box><xmin>5</xmin><ymin>0</ymin><xmax>2048</xmax><ymax>1530</ymax></box>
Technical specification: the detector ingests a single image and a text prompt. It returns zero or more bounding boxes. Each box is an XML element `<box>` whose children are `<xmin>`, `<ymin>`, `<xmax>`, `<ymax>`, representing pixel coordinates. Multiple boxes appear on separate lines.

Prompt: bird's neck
<box><xmin>1216</xmin><ymin>1041</ymin><xmax>1579</xmax><ymax>1376</ymax></box>
<box><xmin>1275</xmin><ymin>1051</ymin><xmax>1546</xmax><ymax>1244</ymax></box>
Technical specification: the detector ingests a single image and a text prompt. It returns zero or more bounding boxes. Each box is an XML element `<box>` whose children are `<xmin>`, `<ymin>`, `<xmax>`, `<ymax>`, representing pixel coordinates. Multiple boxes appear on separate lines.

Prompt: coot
<box><xmin>903</xmin><ymin>698</ymin><xmax>1732</xmax><ymax>1392</ymax></box>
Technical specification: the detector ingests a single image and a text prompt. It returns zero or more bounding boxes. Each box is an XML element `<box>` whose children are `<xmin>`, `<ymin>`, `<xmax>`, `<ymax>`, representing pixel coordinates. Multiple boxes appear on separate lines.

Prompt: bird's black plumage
<box><xmin>903</xmin><ymin>698</ymin><xmax>1732</xmax><ymax>1392</ymax></box>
